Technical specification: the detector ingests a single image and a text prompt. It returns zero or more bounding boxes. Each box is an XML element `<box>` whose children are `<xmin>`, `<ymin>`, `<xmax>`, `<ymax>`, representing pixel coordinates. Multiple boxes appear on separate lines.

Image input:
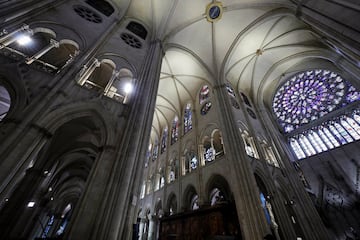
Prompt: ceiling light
<box><xmin>27</xmin><ymin>201</ymin><xmax>35</xmax><ymax>208</ymax></box>
<box><xmin>16</xmin><ymin>35</ymin><xmax>32</xmax><ymax>46</ymax></box>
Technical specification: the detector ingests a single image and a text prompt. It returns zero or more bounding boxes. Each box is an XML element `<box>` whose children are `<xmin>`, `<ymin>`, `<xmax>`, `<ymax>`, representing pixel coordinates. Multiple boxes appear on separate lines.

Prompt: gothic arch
<box><xmin>205</xmin><ymin>174</ymin><xmax>232</xmax><ymax>204</ymax></box>
<box><xmin>166</xmin><ymin>192</ymin><xmax>177</xmax><ymax>215</ymax></box>
<box><xmin>182</xmin><ymin>184</ymin><xmax>199</xmax><ymax>211</ymax></box>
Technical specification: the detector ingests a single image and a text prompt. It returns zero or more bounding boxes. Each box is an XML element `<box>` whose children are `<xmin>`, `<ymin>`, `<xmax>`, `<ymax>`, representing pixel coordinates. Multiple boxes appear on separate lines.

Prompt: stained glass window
<box><xmin>200</xmin><ymin>102</ymin><xmax>212</xmax><ymax>115</ymax></box>
<box><xmin>307</xmin><ymin>132</ymin><xmax>323</xmax><ymax>153</ymax></box>
<box><xmin>204</xmin><ymin>143</ymin><xmax>215</xmax><ymax>162</ymax></box>
<box><xmin>226</xmin><ymin>82</ymin><xmax>236</xmax><ymax>98</ymax></box>
<box><xmin>199</xmin><ymin>85</ymin><xmax>210</xmax><ymax>105</ymax></box>
<box><xmin>191</xmin><ymin>194</ymin><xmax>199</xmax><ymax>210</ymax></box>
<box><xmin>311</xmin><ymin>131</ymin><xmax>328</xmax><ymax>151</ymax></box>
<box><xmin>289</xmin><ymin>110</ymin><xmax>360</xmax><ymax>159</ymax></box>
<box><xmin>161</xmin><ymin>127</ymin><xmax>168</xmax><ymax>154</ymax></box>
<box><xmin>354</xmin><ymin>112</ymin><xmax>360</xmax><ymax>124</ymax></box>
<box><xmin>184</xmin><ymin>103</ymin><xmax>193</xmax><ymax>134</ymax></box>
<box><xmin>341</xmin><ymin>118</ymin><xmax>360</xmax><ymax>140</ymax></box>
<box><xmin>171</xmin><ymin>116</ymin><xmax>179</xmax><ymax>145</ymax></box>
<box><xmin>322</xmin><ymin>126</ymin><xmax>340</xmax><ymax>147</ymax></box>
<box><xmin>346</xmin><ymin>116</ymin><xmax>360</xmax><ymax>134</ymax></box>
<box><xmin>290</xmin><ymin>138</ymin><xmax>306</xmax><ymax>159</ymax></box>
<box><xmin>145</xmin><ymin>143</ymin><xmax>152</xmax><ymax>167</ymax></box>
<box><xmin>152</xmin><ymin>139</ymin><xmax>159</xmax><ymax>161</ymax></box>
<box><xmin>333</xmin><ymin>123</ymin><xmax>353</xmax><ymax>143</ymax></box>
<box><xmin>185</xmin><ymin>151</ymin><xmax>198</xmax><ymax>173</ymax></box>
<box><xmin>317</xmin><ymin>128</ymin><xmax>334</xmax><ymax>149</ymax></box>
<box><xmin>273</xmin><ymin>69</ymin><xmax>360</xmax><ymax>133</ymax></box>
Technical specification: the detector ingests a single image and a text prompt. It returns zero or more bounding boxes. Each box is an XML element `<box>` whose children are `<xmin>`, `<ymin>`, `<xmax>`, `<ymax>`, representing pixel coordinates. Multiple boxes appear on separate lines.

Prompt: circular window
<box><xmin>120</xmin><ymin>33</ymin><xmax>142</xmax><ymax>49</ymax></box>
<box><xmin>73</xmin><ymin>5</ymin><xmax>102</xmax><ymax>23</ymax></box>
<box><xmin>273</xmin><ymin>69</ymin><xmax>360</xmax><ymax>133</ymax></box>
<box><xmin>206</xmin><ymin>2</ymin><xmax>223</xmax><ymax>22</ymax></box>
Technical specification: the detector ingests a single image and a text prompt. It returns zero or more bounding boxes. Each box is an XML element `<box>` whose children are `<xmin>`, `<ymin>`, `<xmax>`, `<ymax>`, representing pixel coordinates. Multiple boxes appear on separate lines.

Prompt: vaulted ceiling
<box><xmin>114</xmin><ymin>0</ymin><xmax>336</xmax><ymax>141</ymax></box>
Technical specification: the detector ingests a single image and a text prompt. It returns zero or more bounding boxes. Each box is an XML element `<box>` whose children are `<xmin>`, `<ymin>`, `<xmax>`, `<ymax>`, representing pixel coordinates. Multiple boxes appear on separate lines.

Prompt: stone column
<box><xmin>147</xmin><ymin>214</ymin><xmax>156</xmax><ymax>240</ymax></box>
<box><xmin>77</xmin><ymin>58</ymin><xmax>101</xmax><ymax>85</ymax></box>
<box><xmin>213</xmin><ymin>83</ymin><xmax>269</xmax><ymax>239</ymax></box>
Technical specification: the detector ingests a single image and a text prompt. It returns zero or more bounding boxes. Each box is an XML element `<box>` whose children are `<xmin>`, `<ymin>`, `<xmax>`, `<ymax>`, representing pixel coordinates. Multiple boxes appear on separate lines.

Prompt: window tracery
<box><xmin>289</xmin><ymin>110</ymin><xmax>360</xmax><ymax>159</ymax></box>
<box><xmin>273</xmin><ymin>69</ymin><xmax>360</xmax><ymax>133</ymax></box>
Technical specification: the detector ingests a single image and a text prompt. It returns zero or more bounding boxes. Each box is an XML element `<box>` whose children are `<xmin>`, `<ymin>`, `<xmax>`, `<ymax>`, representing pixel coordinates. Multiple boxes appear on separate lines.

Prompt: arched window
<box><xmin>171</xmin><ymin>116</ymin><xmax>179</xmax><ymax>145</ymax></box>
<box><xmin>261</xmin><ymin>141</ymin><xmax>280</xmax><ymax>167</ymax></box>
<box><xmin>199</xmin><ymin>85</ymin><xmax>210</xmax><ymax>104</ymax></box>
<box><xmin>203</xmin><ymin>138</ymin><xmax>215</xmax><ymax>163</ymax></box>
<box><xmin>0</xmin><ymin>85</ymin><xmax>10</xmax><ymax>121</ymax></box>
<box><xmin>241</xmin><ymin>131</ymin><xmax>259</xmax><ymax>158</ymax></box>
<box><xmin>190</xmin><ymin>194</ymin><xmax>199</xmax><ymax>210</ymax></box>
<box><xmin>39</xmin><ymin>40</ymin><xmax>79</xmax><ymax>70</ymax></box>
<box><xmin>290</xmin><ymin>138</ymin><xmax>306</xmax><ymax>159</ymax></box>
<box><xmin>184</xmin><ymin>150</ymin><xmax>198</xmax><ymax>173</ymax></box>
<box><xmin>167</xmin><ymin>194</ymin><xmax>177</xmax><ymax>216</ymax></box>
<box><xmin>226</xmin><ymin>83</ymin><xmax>240</xmax><ymax>109</ymax></box>
<box><xmin>167</xmin><ymin>157</ymin><xmax>178</xmax><ymax>183</ymax></box>
<box><xmin>161</xmin><ymin>127</ymin><xmax>168</xmax><ymax>154</ymax></box>
<box><xmin>81</xmin><ymin>59</ymin><xmax>115</xmax><ymax>92</ymax></box>
<box><xmin>145</xmin><ymin>143</ymin><xmax>152</xmax><ymax>168</ymax></box>
<box><xmin>146</xmin><ymin>176</ymin><xmax>153</xmax><ymax>194</ymax></box>
<box><xmin>140</xmin><ymin>181</ymin><xmax>146</xmax><ymax>199</ymax></box>
<box><xmin>340</xmin><ymin>118</ymin><xmax>360</xmax><ymax>140</ymax></box>
<box><xmin>184</xmin><ymin>103</ymin><xmax>192</xmax><ymax>134</ymax></box>
<box><xmin>212</xmin><ymin>130</ymin><xmax>224</xmax><ymax>158</ymax></box>
<box><xmin>241</xmin><ymin>92</ymin><xmax>251</xmax><ymax>107</ymax></box>
<box><xmin>210</xmin><ymin>188</ymin><xmax>225</xmax><ymax>206</ymax></box>
<box><xmin>106</xmin><ymin>68</ymin><xmax>135</xmax><ymax>103</ymax></box>
<box><xmin>200</xmin><ymin>102</ymin><xmax>212</xmax><ymax>115</ymax></box>
<box><xmin>152</xmin><ymin>139</ymin><xmax>159</xmax><ymax>161</ymax></box>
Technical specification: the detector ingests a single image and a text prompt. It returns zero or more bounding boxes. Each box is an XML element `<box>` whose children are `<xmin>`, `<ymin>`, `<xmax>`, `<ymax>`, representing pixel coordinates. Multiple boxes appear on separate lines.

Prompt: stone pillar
<box><xmin>147</xmin><ymin>214</ymin><xmax>156</xmax><ymax>240</ymax></box>
<box><xmin>213</xmin><ymin>83</ymin><xmax>269</xmax><ymax>239</ymax></box>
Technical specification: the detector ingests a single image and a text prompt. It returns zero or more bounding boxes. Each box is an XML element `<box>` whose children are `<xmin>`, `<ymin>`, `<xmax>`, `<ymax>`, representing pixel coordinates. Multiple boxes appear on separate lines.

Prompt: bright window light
<box><xmin>16</xmin><ymin>35</ymin><xmax>32</xmax><ymax>46</ymax></box>
<box><xmin>27</xmin><ymin>201</ymin><xmax>35</xmax><ymax>208</ymax></box>
<box><xmin>124</xmin><ymin>83</ymin><xmax>133</xmax><ymax>94</ymax></box>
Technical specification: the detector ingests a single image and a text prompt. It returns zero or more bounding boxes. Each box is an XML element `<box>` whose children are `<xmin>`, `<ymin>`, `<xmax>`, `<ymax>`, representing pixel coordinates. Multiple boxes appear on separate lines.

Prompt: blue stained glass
<box><xmin>161</xmin><ymin>128</ymin><xmax>168</xmax><ymax>154</ymax></box>
<box><xmin>184</xmin><ymin>103</ymin><xmax>193</xmax><ymax>134</ymax></box>
<box><xmin>199</xmin><ymin>85</ymin><xmax>210</xmax><ymax>105</ymax></box>
<box><xmin>273</xmin><ymin>69</ymin><xmax>360</xmax><ymax>133</ymax></box>
<box><xmin>200</xmin><ymin>102</ymin><xmax>212</xmax><ymax>115</ymax></box>
<box><xmin>152</xmin><ymin>139</ymin><xmax>159</xmax><ymax>161</ymax></box>
<box><xmin>171</xmin><ymin>117</ymin><xmax>179</xmax><ymax>145</ymax></box>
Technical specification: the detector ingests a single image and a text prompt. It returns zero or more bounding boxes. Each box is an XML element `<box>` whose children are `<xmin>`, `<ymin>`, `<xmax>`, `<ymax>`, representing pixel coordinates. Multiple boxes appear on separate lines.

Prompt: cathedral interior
<box><xmin>0</xmin><ymin>0</ymin><xmax>359</xmax><ymax>239</ymax></box>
